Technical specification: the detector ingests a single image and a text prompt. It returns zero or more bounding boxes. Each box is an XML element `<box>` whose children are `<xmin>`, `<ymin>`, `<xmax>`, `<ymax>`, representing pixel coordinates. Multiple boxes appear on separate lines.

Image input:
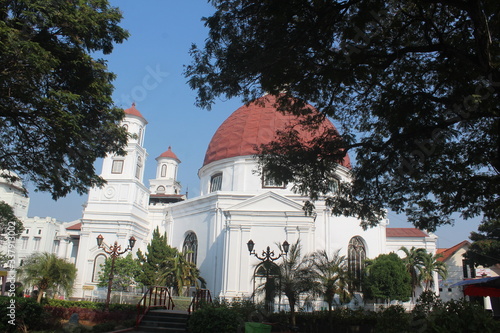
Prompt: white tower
<box><xmin>74</xmin><ymin>103</ymin><xmax>150</xmax><ymax>294</ymax></box>
<box><xmin>149</xmin><ymin>147</ymin><xmax>182</xmax><ymax>197</ymax></box>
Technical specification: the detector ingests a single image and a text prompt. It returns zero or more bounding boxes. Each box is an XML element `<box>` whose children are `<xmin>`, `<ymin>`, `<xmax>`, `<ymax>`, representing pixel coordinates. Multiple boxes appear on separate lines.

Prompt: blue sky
<box><xmin>25</xmin><ymin>0</ymin><xmax>480</xmax><ymax>249</ymax></box>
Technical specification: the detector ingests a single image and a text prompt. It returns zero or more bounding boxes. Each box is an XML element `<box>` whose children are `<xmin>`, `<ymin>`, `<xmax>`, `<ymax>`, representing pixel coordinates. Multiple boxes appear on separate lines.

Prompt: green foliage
<box><xmin>136</xmin><ymin>227</ymin><xmax>178</xmax><ymax>287</ymax></box>
<box><xmin>309</xmin><ymin>249</ymin><xmax>352</xmax><ymax>310</ymax></box>
<box><xmin>45</xmin><ymin>298</ymin><xmax>135</xmax><ymax>311</ymax></box>
<box><xmin>266</xmin><ymin>240</ymin><xmax>320</xmax><ymax>325</ymax></box>
<box><xmin>400</xmin><ymin>247</ymin><xmax>448</xmax><ymax>294</ymax></box>
<box><xmin>363</xmin><ymin>253</ymin><xmax>411</xmax><ymax>302</ymax></box>
<box><xmin>17</xmin><ymin>252</ymin><xmax>77</xmax><ymax>302</ymax></box>
<box><xmin>186</xmin><ymin>0</ymin><xmax>500</xmax><ymax>231</ymax></box>
<box><xmin>188</xmin><ymin>303</ymin><xmax>244</xmax><ymax>333</ymax></box>
<box><xmin>0</xmin><ymin>0</ymin><xmax>130</xmax><ymax>199</ymax></box>
<box><xmin>0</xmin><ymin>200</ymin><xmax>24</xmax><ymax>241</ymax></box>
<box><xmin>418</xmin><ymin>251</ymin><xmax>447</xmax><ymax>291</ymax></box>
<box><xmin>97</xmin><ymin>253</ymin><xmax>141</xmax><ymax>291</ymax></box>
<box><xmin>0</xmin><ymin>200</ymin><xmax>24</xmax><ymax>267</ymax></box>
<box><xmin>466</xmin><ymin>217</ymin><xmax>500</xmax><ymax>267</ymax></box>
<box><xmin>374</xmin><ymin>305</ymin><xmax>411</xmax><ymax>333</ymax></box>
<box><xmin>0</xmin><ymin>296</ymin><xmax>51</xmax><ymax>332</ymax></box>
<box><xmin>422</xmin><ymin>299</ymin><xmax>500</xmax><ymax>332</ymax></box>
<box><xmin>136</xmin><ymin>227</ymin><xmax>203</xmax><ymax>294</ymax></box>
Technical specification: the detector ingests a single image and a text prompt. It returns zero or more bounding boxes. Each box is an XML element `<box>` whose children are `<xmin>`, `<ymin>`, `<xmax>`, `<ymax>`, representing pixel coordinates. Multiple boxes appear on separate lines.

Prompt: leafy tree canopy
<box><xmin>185</xmin><ymin>0</ymin><xmax>500</xmax><ymax>230</ymax></box>
<box><xmin>466</xmin><ymin>217</ymin><xmax>500</xmax><ymax>267</ymax></box>
<box><xmin>0</xmin><ymin>0</ymin><xmax>129</xmax><ymax>199</ymax></box>
<box><xmin>0</xmin><ymin>200</ymin><xmax>24</xmax><ymax>241</ymax></box>
<box><xmin>136</xmin><ymin>227</ymin><xmax>178</xmax><ymax>287</ymax></box>
<box><xmin>363</xmin><ymin>253</ymin><xmax>412</xmax><ymax>302</ymax></box>
<box><xmin>97</xmin><ymin>253</ymin><xmax>141</xmax><ymax>291</ymax></box>
<box><xmin>17</xmin><ymin>252</ymin><xmax>77</xmax><ymax>302</ymax></box>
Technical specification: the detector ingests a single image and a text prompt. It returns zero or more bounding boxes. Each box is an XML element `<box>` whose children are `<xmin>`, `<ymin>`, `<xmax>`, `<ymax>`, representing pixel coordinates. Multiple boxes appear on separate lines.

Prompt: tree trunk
<box><xmin>37</xmin><ymin>288</ymin><xmax>45</xmax><ymax>303</ymax></box>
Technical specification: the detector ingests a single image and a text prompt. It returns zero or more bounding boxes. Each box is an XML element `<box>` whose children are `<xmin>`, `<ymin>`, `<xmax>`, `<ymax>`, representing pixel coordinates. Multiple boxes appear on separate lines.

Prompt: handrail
<box><xmin>136</xmin><ymin>286</ymin><xmax>175</xmax><ymax>327</ymax></box>
<box><xmin>188</xmin><ymin>288</ymin><xmax>212</xmax><ymax>314</ymax></box>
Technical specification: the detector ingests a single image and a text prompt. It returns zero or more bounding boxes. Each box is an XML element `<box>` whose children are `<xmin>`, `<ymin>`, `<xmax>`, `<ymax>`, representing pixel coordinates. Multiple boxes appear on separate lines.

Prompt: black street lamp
<box><xmin>247</xmin><ymin>239</ymin><xmax>289</xmax><ymax>262</ymax></box>
<box><xmin>96</xmin><ymin>234</ymin><xmax>136</xmax><ymax>311</ymax></box>
<box><xmin>246</xmin><ymin>239</ymin><xmax>289</xmax><ymax>313</ymax></box>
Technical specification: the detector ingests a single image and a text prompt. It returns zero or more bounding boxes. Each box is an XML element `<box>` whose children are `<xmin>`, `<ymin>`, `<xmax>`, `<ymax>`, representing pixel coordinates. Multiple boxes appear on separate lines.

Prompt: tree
<box><xmin>17</xmin><ymin>252</ymin><xmax>77</xmax><ymax>302</ymax></box>
<box><xmin>0</xmin><ymin>0</ymin><xmax>130</xmax><ymax>199</ymax></box>
<box><xmin>0</xmin><ymin>200</ymin><xmax>24</xmax><ymax>267</ymax></box>
<box><xmin>362</xmin><ymin>253</ymin><xmax>411</xmax><ymax>303</ymax></box>
<box><xmin>136</xmin><ymin>227</ymin><xmax>177</xmax><ymax>287</ymax></box>
<box><xmin>400</xmin><ymin>246</ymin><xmax>427</xmax><ymax>300</ymax></box>
<box><xmin>185</xmin><ymin>0</ymin><xmax>500</xmax><ymax>231</ymax></box>
<box><xmin>466</xmin><ymin>217</ymin><xmax>500</xmax><ymax>267</ymax></box>
<box><xmin>97</xmin><ymin>253</ymin><xmax>141</xmax><ymax>291</ymax></box>
<box><xmin>163</xmin><ymin>251</ymin><xmax>204</xmax><ymax>296</ymax></box>
<box><xmin>309</xmin><ymin>249</ymin><xmax>352</xmax><ymax>311</ymax></box>
<box><xmin>274</xmin><ymin>240</ymin><xmax>318</xmax><ymax>326</ymax></box>
<box><xmin>0</xmin><ymin>200</ymin><xmax>23</xmax><ymax>241</ymax></box>
<box><xmin>418</xmin><ymin>252</ymin><xmax>447</xmax><ymax>291</ymax></box>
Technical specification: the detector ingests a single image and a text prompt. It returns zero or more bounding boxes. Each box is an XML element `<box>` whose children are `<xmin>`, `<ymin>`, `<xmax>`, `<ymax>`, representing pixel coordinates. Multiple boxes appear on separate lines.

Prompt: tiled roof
<box><xmin>158</xmin><ymin>146</ymin><xmax>180</xmax><ymax>162</ymax></box>
<box><xmin>386</xmin><ymin>228</ymin><xmax>429</xmax><ymax>237</ymax></box>
<box><xmin>124</xmin><ymin>103</ymin><xmax>147</xmax><ymax>122</ymax></box>
<box><xmin>66</xmin><ymin>222</ymin><xmax>81</xmax><ymax>230</ymax></box>
<box><xmin>437</xmin><ymin>240</ymin><xmax>470</xmax><ymax>262</ymax></box>
<box><xmin>203</xmin><ymin>94</ymin><xmax>351</xmax><ymax>167</ymax></box>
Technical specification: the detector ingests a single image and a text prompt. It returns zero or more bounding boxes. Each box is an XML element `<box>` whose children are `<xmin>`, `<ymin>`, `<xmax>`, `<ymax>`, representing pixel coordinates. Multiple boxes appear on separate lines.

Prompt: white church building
<box><xmin>2</xmin><ymin>95</ymin><xmax>439</xmax><ymax>303</ymax></box>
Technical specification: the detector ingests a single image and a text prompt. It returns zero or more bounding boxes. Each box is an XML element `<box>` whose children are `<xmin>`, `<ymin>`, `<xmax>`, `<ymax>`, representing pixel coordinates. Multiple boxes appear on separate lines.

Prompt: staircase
<box><xmin>135</xmin><ymin>309</ymin><xmax>188</xmax><ymax>333</ymax></box>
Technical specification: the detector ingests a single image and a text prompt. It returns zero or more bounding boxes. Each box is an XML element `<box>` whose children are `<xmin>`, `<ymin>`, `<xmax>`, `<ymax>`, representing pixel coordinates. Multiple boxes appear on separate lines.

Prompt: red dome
<box><xmin>158</xmin><ymin>146</ymin><xmax>180</xmax><ymax>163</ymax></box>
<box><xmin>203</xmin><ymin>95</ymin><xmax>351</xmax><ymax>167</ymax></box>
<box><xmin>124</xmin><ymin>103</ymin><xmax>147</xmax><ymax>122</ymax></box>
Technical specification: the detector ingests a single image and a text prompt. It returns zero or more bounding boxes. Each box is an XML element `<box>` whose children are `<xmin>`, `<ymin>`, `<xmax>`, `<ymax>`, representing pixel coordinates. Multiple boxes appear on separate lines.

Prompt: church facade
<box><xmin>2</xmin><ymin>95</ymin><xmax>438</xmax><ymax>305</ymax></box>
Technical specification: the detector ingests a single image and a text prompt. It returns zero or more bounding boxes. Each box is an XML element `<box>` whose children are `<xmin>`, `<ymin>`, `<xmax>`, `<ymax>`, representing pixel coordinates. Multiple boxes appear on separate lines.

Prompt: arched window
<box><xmin>183</xmin><ymin>232</ymin><xmax>198</xmax><ymax>265</ymax></box>
<box><xmin>135</xmin><ymin>156</ymin><xmax>142</xmax><ymax>179</ymax></box>
<box><xmin>262</xmin><ymin>169</ymin><xmax>285</xmax><ymax>188</ymax></box>
<box><xmin>161</xmin><ymin>164</ymin><xmax>167</xmax><ymax>177</ymax></box>
<box><xmin>156</xmin><ymin>185</ymin><xmax>165</xmax><ymax>193</ymax></box>
<box><xmin>92</xmin><ymin>254</ymin><xmax>107</xmax><ymax>282</ymax></box>
<box><xmin>138</xmin><ymin>127</ymin><xmax>143</xmax><ymax>145</ymax></box>
<box><xmin>210</xmin><ymin>173</ymin><xmax>222</xmax><ymax>192</ymax></box>
<box><xmin>348</xmin><ymin>236</ymin><xmax>366</xmax><ymax>291</ymax></box>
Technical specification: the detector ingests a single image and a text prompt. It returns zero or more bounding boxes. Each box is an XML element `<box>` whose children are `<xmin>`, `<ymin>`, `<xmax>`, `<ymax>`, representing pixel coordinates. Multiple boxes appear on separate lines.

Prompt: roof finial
<box><xmin>132</xmin><ymin>102</ymin><xmax>136</xmax><ymax>107</ymax></box>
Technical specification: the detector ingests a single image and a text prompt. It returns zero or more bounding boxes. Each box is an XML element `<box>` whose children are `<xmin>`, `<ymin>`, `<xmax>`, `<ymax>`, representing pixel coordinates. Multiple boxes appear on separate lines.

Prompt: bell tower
<box><xmin>74</xmin><ymin>103</ymin><xmax>150</xmax><ymax>294</ymax></box>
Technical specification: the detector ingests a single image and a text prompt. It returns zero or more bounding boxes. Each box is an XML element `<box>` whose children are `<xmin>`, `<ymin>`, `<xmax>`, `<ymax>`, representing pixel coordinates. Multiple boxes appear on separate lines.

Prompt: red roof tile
<box><xmin>158</xmin><ymin>146</ymin><xmax>180</xmax><ymax>162</ymax></box>
<box><xmin>203</xmin><ymin>95</ymin><xmax>351</xmax><ymax>167</ymax></box>
<box><xmin>437</xmin><ymin>240</ymin><xmax>470</xmax><ymax>262</ymax></box>
<box><xmin>386</xmin><ymin>228</ymin><xmax>429</xmax><ymax>237</ymax></box>
<box><xmin>66</xmin><ymin>222</ymin><xmax>81</xmax><ymax>230</ymax></box>
<box><xmin>124</xmin><ymin>103</ymin><xmax>147</xmax><ymax>122</ymax></box>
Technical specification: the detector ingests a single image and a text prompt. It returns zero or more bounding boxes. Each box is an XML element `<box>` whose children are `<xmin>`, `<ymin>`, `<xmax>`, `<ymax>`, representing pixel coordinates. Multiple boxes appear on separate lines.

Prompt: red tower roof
<box><xmin>203</xmin><ymin>95</ymin><xmax>351</xmax><ymax>167</ymax></box>
<box><xmin>124</xmin><ymin>103</ymin><xmax>147</xmax><ymax>122</ymax></box>
<box><xmin>158</xmin><ymin>146</ymin><xmax>181</xmax><ymax>163</ymax></box>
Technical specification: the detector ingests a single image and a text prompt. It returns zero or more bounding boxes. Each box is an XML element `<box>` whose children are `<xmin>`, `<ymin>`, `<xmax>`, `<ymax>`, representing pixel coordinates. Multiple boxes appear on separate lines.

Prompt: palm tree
<box><xmin>18</xmin><ymin>252</ymin><xmax>77</xmax><ymax>303</ymax></box>
<box><xmin>276</xmin><ymin>240</ymin><xmax>319</xmax><ymax>326</ymax></box>
<box><xmin>172</xmin><ymin>251</ymin><xmax>204</xmax><ymax>295</ymax></box>
<box><xmin>400</xmin><ymin>246</ymin><xmax>426</xmax><ymax>300</ymax></box>
<box><xmin>161</xmin><ymin>250</ymin><xmax>204</xmax><ymax>296</ymax></box>
<box><xmin>419</xmin><ymin>252</ymin><xmax>447</xmax><ymax>291</ymax></box>
<box><xmin>309</xmin><ymin>249</ymin><xmax>352</xmax><ymax>311</ymax></box>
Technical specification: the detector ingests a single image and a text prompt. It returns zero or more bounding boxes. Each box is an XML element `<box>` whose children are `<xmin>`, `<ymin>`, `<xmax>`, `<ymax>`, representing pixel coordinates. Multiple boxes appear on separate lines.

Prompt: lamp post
<box><xmin>247</xmin><ymin>240</ymin><xmax>290</xmax><ymax>262</ymax></box>
<box><xmin>96</xmin><ymin>234</ymin><xmax>136</xmax><ymax>311</ymax></box>
<box><xmin>247</xmin><ymin>240</ymin><xmax>289</xmax><ymax>312</ymax></box>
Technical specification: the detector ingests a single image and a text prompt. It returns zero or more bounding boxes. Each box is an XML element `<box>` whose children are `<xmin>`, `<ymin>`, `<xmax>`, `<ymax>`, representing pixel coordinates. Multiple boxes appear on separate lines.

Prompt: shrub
<box><xmin>375</xmin><ymin>305</ymin><xmax>410</xmax><ymax>333</ymax></box>
<box><xmin>0</xmin><ymin>296</ymin><xmax>54</xmax><ymax>332</ymax></box>
<box><xmin>423</xmin><ymin>299</ymin><xmax>500</xmax><ymax>332</ymax></box>
<box><xmin>188</xmin><ymin>303</ymin><xmax>244</xmax><ymax>333</ymax></box>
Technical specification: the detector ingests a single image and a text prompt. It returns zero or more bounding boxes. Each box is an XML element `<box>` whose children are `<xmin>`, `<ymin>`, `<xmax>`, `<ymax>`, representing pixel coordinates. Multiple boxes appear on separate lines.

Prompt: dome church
<box><xmin>2</xmin><ymin>95</ymin><xmax>438</xmax><ymax>307</ymax></box>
